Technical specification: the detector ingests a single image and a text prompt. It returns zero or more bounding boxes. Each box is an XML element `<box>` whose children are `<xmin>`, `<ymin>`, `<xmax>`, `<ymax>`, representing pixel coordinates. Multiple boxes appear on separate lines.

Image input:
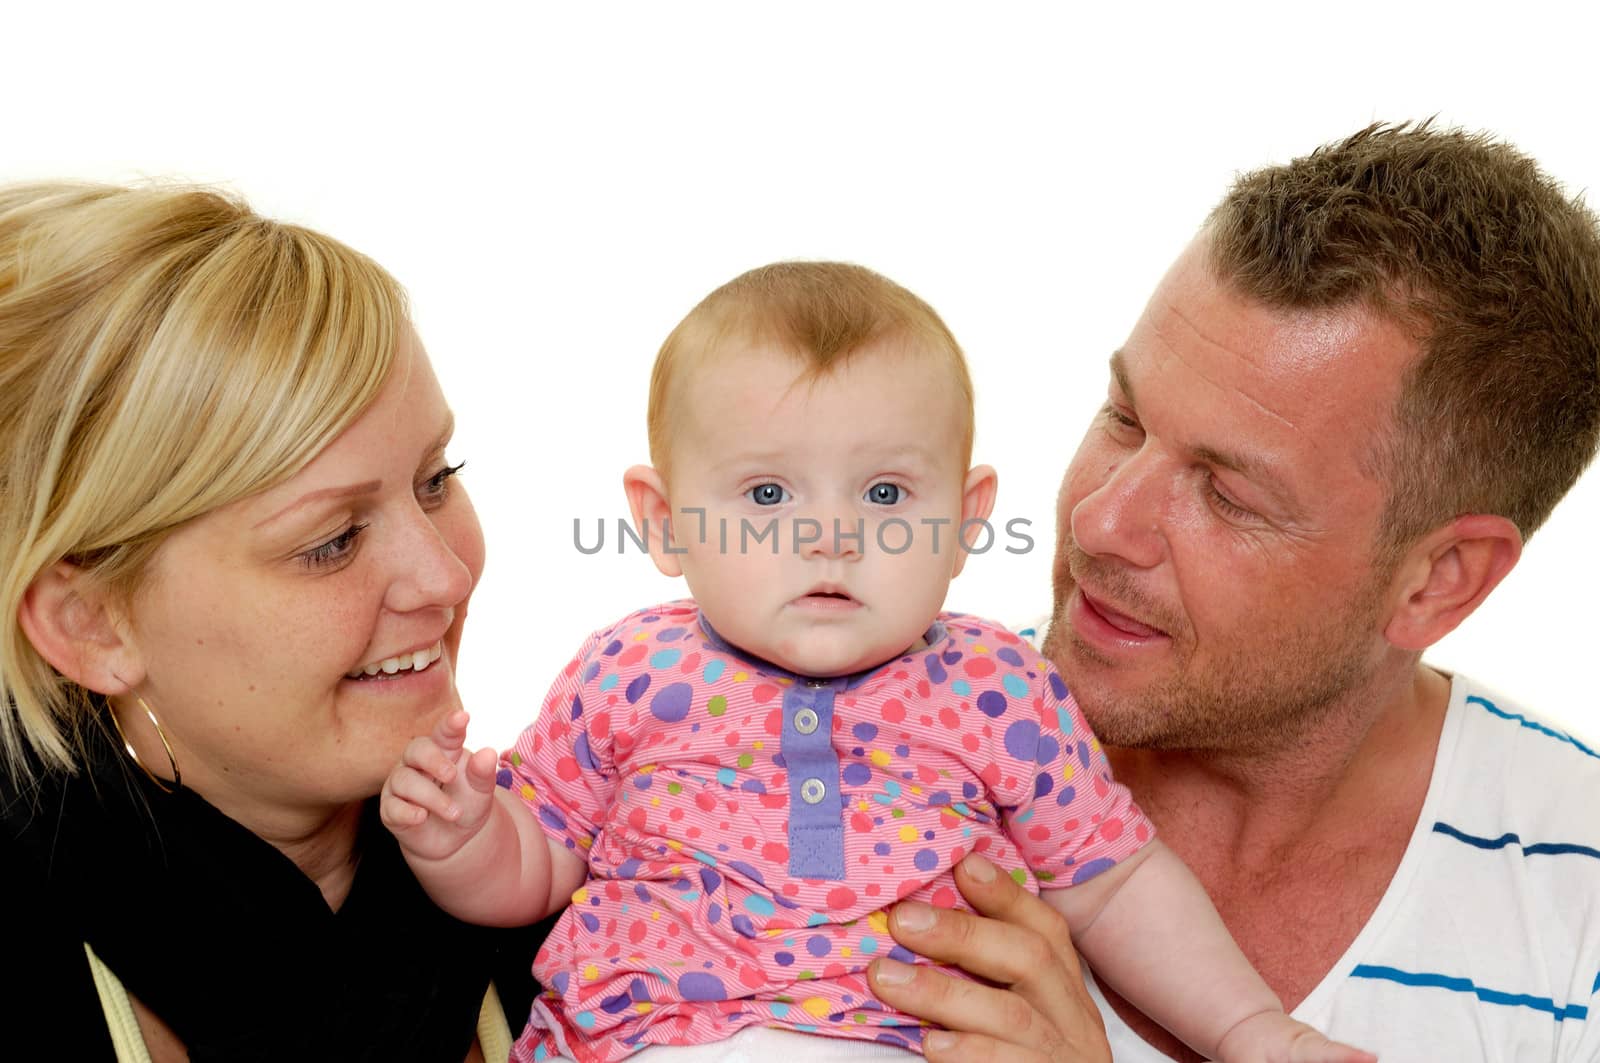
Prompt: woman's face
<box><xmin>117</xmin><ymin>325</ymin><xmax>485</xmax><ymax>815</ymax></box>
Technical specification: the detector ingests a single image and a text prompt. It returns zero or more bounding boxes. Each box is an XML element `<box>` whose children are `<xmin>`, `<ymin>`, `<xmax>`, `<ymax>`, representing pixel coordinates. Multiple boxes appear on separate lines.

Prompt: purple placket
<box><xmin>782</xmin><ymin>676</ymin><xmax>846</xmax><ymax>879</ymax></box>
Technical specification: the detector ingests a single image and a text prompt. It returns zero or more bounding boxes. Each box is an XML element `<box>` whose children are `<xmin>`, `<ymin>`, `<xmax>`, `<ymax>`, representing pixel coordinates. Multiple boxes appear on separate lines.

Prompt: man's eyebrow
<box><xmin>1109</xmin><ymin>351</ymin><xmax>1134</xmax><ymax>404</ymax></box>
<box><xmin>1192</xmin><ymin>443</ymin><xmax>1299</xmax><ymax>508</ymax></box>
<box><xmin>1190</xmin><ymin>441</ymin><xmax>1286</xmax><ymax>486</ymax></box>
<box><xmin>1110</xmin><ymin>350</ymin><xmax>1298</xmax><ymax>509</ymax></box>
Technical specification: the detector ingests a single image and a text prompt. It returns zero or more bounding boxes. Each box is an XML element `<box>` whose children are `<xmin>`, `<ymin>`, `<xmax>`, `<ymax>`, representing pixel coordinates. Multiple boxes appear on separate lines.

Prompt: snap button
<box><xmin>794</xmin><ymin>708</ymin><xmax>819</xmax><ymax>734</ymax></box>
<box><xmin>800</xmin><ymin>777</ymin><xmax>827</xmax><ymax>804</ymax></box>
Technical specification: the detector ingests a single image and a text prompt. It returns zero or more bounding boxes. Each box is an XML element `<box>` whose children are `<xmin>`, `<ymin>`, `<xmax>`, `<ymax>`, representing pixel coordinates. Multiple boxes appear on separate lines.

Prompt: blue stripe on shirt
<box><xmin>1467</xmin><ymin>695</ymin><xmax>1599</xmax><ymax>759</ymax></box>
<box><xmin>1350</xmin><ymin>964</ymin><xmax>1589</xmax><ymax>1021</ymax></box>
<box><xmin>1433</xmin><ymin>822</ymin><xmax>1600</xmax><ymax>862</ymax></box>
<box><xmin>1593</xmin><ymin>970</ymin><xmax>1600</xmax><ymax>996</ymax></box>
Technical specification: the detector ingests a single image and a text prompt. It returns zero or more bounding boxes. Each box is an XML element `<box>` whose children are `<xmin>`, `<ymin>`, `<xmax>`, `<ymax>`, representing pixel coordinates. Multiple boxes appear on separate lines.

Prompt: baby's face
<box><xmin>663</xmin><ymin>340</ymin><xmax>985</xmax><ymax>677</ymax></box>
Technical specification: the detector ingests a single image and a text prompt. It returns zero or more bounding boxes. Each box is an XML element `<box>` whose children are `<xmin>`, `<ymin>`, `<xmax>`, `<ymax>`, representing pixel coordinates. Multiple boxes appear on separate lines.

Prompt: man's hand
<box><xmin>868</xmin><ymin>853</ymin><xmax>1112</xmax><ymax>1063</ymax></box>
<box><xmin>379</xmin><ymin>709</ymin><xmax>500</xmax><ymax>862</ymax></box>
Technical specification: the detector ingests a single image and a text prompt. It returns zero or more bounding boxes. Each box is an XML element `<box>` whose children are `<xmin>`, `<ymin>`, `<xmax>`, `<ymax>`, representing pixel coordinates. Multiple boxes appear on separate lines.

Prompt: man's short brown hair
<box><xmin>648</xmin><ymin>261</ymin><xmax>974</xmax><ymax>478</ymax></box>
<box><xmin>1206</xmin><ymin>121</ymin><xmax>1600</xmax><ymax>553</ymax></box>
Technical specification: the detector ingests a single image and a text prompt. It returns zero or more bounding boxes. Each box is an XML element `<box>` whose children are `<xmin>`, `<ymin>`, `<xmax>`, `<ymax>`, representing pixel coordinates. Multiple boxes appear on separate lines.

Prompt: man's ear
<box><xmin>1383</xmin><ymin>514</ymin><xmax>1522</xmax><ymax>652</ymax></box>
<box><xmin>622</xmin><ymin>464</ymin><xmax>685</xmax><ymax>579</ymax></box>
<box><xmin>17</xmin><ymin>561</ymin><xmax>143</xmax><ymax>695</ymax></box>
<box><xmin>951</xmin><ymin>465</ymin><xmax>999</xmax><ymax>578</ymax></box>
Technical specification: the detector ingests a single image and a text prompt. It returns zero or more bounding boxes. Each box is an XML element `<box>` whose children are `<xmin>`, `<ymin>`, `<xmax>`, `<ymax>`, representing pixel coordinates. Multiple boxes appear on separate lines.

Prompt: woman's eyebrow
<box><xmin>254</xmin><ymin>481</ymin><xmax>383</xmax><ymax>529</ymax></box>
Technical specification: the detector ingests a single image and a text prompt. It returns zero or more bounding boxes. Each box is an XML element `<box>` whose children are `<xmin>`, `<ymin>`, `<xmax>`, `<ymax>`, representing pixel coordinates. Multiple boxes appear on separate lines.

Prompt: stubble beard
<box><xmin>1042</xmin><ymin>540</ymin><xmax>1388</xmax><ymax>755</ymax></box>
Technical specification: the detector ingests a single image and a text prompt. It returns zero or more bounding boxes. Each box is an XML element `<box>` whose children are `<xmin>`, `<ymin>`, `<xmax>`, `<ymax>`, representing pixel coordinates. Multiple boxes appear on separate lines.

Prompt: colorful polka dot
<box><xmin>505</xmin><ymin>603</ymin><xmax>1151</xmax><ymax>1057</ymax></box>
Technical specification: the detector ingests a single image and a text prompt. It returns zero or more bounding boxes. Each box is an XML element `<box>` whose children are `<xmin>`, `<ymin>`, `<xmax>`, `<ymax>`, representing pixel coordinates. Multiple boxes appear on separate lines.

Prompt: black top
<box><xmin>3</xmin><ymin>721</ymin><xmax>554</xmax><ymax>1061</ymax></box>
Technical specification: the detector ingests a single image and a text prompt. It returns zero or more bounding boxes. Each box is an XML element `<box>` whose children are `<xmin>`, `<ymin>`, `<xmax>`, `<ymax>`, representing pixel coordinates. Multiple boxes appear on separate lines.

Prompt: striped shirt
<box><xmin>1091</xmin><ymin>674</ymin><xmax>1600</xmax><ymax>1062</ymax></box>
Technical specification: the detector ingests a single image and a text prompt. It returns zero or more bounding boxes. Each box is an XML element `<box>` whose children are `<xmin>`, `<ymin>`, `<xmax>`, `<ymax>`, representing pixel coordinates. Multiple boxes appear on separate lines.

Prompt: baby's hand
<box><xmin>379</xmin><ymin>709</ymin><xmax>501</xmax><ymax>862</ymax></box>
<box><xmin>1217</xmin><ymin>1010</ymin><xmax>1377</xmax><ymax>1063</ymax></box>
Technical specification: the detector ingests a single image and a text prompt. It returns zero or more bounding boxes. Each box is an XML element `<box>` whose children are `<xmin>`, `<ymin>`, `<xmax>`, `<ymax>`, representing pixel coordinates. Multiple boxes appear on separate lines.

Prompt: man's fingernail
<box><xmin>873</xmin><ymin>958</ymin><xmax>913</xmax><ymax>985</ymax></box>
<box><xmin>962</xmin><ymin>853</ymin><xmax>996</xmax><ymax>882</ymax></box>
<box><xmin>925</xmin><ymin>1031</ymin><xmax>956</xmax><ymax>1052</ymax></box>
<box><xmin>895</xmin><ymin>901</ymin><xmax>936</xmax><ymax>932</ymax></box>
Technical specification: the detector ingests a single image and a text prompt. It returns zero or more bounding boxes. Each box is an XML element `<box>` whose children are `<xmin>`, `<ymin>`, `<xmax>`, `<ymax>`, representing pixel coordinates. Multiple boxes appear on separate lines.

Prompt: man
<box><xmin>868</xmin><ymin>122</ymin><xmax>1600</xmax><ymax>1062</ymax></box>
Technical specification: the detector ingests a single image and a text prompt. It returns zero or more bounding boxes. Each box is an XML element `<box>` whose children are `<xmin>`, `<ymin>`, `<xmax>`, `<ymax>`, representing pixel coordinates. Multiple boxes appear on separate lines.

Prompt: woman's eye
<box><xmin>865</xmin><ymin>482</ymin><xmax>902</xmax><ymax>505</ymax></box>
<box><xmin>420</xmin><ymin>460</ymin><xmax>466</xmax><ymax>506</ymax></box>
<box><xmin>747</xmin><ymin>483</ymin><xmax>790</xmax><ymax>506</ymax></box>
<box><xmin>301</xmin><ymin>522</ymin><xmax>369</xmax><ymax>569</ymax></box>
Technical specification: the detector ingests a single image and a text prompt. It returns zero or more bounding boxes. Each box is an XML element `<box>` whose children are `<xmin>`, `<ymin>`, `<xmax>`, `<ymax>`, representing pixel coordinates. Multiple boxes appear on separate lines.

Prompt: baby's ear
<box><xmin>952</xmin><ymin>465</ymin><xmax>998</xmax><ymax>577</ymax></box>
<box><xmin>622</xmin><ymin>465</ymin><xmax>684</xmax><ymax>578</ymax></box>
<box><xmin>17</xmin><ymin>561</ymin><xmax>144</xmax><ymax>695</ymax></box>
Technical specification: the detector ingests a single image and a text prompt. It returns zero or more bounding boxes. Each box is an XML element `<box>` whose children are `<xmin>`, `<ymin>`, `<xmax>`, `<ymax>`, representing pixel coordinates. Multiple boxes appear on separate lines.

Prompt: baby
<box><xmin>383</xmin><ymin>263</ymin><xmax>1375</xmax><ymax>1063</ymax></box>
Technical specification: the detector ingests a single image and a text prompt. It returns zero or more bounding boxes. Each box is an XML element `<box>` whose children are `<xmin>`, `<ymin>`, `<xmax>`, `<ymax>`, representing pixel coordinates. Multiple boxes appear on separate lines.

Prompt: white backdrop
<box><xmin>10</xmin><ymin>2</ymin><xmax>1599</xmax><ymax>750</ymax></box>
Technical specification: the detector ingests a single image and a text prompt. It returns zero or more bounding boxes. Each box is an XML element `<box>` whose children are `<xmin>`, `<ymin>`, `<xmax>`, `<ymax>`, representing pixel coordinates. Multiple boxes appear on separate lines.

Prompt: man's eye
<box><xmin>1206</xmin><ymin>479</ymin><xmax>1257</xmax><ymax>521</ymax></box>
<box><xmin>1102</xmin><ymin>403</ymin><xmax>1140</xmax><ymax>430</ymax></box>
<box><xmin>865</xmin><ymin>482</ymin><xmax>902</xmax><ymax>505</ymax></box>
<box><xmin>748</xmin><ymin>483</ymin><xmax>790</xmax><ymax>506</ymax></box>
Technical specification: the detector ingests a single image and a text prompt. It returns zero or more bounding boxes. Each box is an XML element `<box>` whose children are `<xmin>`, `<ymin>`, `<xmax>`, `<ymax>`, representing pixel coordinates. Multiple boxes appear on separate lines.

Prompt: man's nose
<box><xmin>1069</xmin><ymin>449</ymin><xmax>1167</xmax><ymax>569</ymax></box>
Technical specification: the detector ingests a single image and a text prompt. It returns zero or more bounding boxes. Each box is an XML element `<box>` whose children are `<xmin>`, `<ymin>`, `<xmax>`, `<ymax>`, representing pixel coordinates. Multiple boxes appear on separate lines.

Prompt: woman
<box><xmin>0</xmin><ymin>180</ymin><xmax>1103</xmax><ymax>1062</ymax></box>
<box><xmin>0</xmin><ymin>181</ymin><xmax>550</xmax><ymax>1060</ymax></box>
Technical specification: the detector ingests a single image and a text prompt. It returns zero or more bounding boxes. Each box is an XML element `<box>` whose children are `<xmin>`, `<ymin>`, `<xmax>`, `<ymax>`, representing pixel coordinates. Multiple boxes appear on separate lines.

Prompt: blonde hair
<box><xmin>647</xmin><ymin>261</ymin><xmax>975</xmax><ymax>476</ymax></box>
<box><xmin>0</xmin><ymin>181</ymin><xmax>407</xmax><ymax>779</ymax></box>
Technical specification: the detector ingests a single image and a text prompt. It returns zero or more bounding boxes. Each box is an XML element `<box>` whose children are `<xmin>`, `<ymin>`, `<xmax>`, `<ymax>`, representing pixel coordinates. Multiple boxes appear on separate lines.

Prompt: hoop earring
<box><xmin>108</xmin><ymin>697</ymin><xmax>181</xmax><ymax>793</ymax></box>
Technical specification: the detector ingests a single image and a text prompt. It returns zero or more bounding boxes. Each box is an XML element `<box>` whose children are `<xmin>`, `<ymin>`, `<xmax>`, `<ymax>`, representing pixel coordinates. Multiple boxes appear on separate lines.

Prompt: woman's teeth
<box><xmin>346</xmin><ymin>642</ymin><xmax>443</xmax><ymax>680</ymax></box>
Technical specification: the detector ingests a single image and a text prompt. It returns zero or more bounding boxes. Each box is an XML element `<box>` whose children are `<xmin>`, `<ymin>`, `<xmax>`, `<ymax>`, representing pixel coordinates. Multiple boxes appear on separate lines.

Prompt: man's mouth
<box><xmin>345</xmin><ymin>641</ymin><xmax>444</xmax><ymax>680</ymax></box>
<box><xmin>1078</xmin><ymin>591</ymin><xmax>1165</xmax><ymax>639</ymax></box>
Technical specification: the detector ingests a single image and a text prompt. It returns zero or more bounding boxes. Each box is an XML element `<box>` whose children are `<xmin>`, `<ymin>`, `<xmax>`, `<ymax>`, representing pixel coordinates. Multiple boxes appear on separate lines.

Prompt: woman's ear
<box><xmin>17</xmin><ymin>562</ymin><xmax>143</xmax><ymax>694</ymax></box>
<box><xmin>622</xmin><ymin>465</ymin><xmax>685</xmax><ymax>579</ymax></box>
<box><xmin>951</xmin><ymin>465</ymin><xmax>999</xmax><ymax>578</ymax></box>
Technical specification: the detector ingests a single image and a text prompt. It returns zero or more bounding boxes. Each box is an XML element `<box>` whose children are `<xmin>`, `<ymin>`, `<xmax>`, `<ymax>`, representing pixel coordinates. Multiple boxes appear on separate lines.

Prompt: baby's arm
<box><xmin>381</xmin><ymin>710</ymin><xmax>588</xmax><ymax>927</ymax></box>
<box><xmin>1042</xmin><ymin>839</ymin><xmax>1375</xmax><ymax>1063</ymax></box>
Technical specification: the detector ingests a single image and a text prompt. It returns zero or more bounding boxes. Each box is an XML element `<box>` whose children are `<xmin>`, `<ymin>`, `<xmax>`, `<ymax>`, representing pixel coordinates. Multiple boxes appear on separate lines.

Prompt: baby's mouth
<box><xmin>795</xmin><ymin>586</ymin><xmax>860</xmax><ymax>610</ymax></box>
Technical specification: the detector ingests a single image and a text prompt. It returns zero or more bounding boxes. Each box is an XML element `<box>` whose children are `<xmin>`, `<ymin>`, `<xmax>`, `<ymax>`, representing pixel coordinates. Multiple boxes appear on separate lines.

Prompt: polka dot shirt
<box><xmin>502</xmin><ymin>601</ymin><xmax>1153</xmax><ymax>1061</ymax></box>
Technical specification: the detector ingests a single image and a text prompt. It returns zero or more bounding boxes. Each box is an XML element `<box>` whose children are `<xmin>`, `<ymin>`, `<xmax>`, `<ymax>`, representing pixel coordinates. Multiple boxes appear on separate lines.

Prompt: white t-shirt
<box><xmin>1091</xmin><ymin>673</ymin><xmax>1600</xmax><ymax>1062</ymax></box>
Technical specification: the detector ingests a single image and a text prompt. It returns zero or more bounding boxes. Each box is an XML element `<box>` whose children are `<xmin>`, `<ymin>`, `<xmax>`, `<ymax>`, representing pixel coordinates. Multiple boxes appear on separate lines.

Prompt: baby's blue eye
<box><xmin>748</xmin><ymin>483</ymin><xmax>789</xmax><ymax>506</ymax></box>
<box><xmin>866</xmin><ymin>482</ymin><xmax>902</xmax><ymax>505</ymax></box>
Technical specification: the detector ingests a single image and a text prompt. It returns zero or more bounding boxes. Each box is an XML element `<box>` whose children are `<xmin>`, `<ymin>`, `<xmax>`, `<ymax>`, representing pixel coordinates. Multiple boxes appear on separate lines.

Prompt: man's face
<box><xmin>1043</xmin><ymin>239</ymin><xmax>1415</xmax><ymax>753</ymax></box>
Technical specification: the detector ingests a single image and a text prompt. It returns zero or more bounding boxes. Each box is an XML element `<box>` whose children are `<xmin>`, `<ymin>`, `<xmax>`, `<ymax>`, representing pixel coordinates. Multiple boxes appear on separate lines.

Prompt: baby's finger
<box><xmin>462</xmin><ymin>746</ymin><xmax>502</xmax><ymax>793</ymax></box>
<box><xmin>403</xmin><ymin>733</ymin><xmax>459</xmax><ymax>784</ymax></box>
<box><xmin>430</xmin><ymin>708</ymin><xmax>471</xmax><ymax>754</ymax></box>
<box><xmin>386</xmin><ymin>765</ymin><xmax>463</xmax><ymax>824</ymax></box>
<box><xmin>378</xmin><ymin>789</ymin><xmax>428</xmax><ymax>830</ymax></box>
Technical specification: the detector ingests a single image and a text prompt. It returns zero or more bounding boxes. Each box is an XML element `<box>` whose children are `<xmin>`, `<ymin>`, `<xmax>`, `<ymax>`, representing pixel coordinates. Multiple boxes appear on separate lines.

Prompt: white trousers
<box><xmin>547</xmin><ymin>1026</ymin><xmax>920</xmax><ymax>1061</ymax></box>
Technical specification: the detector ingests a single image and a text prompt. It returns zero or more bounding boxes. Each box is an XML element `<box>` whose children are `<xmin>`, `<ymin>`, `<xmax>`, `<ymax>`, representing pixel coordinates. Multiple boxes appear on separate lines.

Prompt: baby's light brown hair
<box><xmin>647</xmin><ymin>262</ymin><xmax>974</xmax><ymax>477</ymax></box>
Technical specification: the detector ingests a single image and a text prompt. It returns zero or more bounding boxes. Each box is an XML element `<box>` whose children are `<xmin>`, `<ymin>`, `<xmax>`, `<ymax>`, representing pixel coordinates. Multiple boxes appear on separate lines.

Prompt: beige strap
<box><xmin>477</xmin><ymin>980</ymin><xmax>514</xmax><ymax>1062</ymax></box>
<box><xmin>85</xmin><ymin>939</ymin><xmax>512</xmax><ymax>1062</ymax></box>
<box><xmin>84</xmin><ymin>942</ymin><xmax>154</xmax><ymax>1063</ymax></box>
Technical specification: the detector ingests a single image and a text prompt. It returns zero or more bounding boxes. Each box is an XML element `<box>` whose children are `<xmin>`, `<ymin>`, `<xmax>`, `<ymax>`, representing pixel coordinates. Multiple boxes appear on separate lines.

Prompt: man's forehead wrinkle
<box><xmin>1155</xmin><ymin>300</ymin><xmax>1302</xmax><ymax>434</ymax></box>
